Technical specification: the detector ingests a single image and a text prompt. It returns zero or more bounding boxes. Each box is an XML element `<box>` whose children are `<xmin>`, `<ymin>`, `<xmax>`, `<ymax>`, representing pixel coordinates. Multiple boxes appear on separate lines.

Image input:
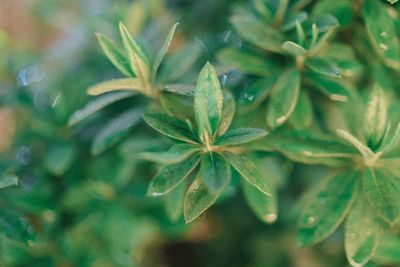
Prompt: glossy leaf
<box><xmin>148</xmin><ymin>154</ymin><xmax>201</xmax><ymax>196</ymax></box>
<box><xmin>363</xmin><ymin>168</ymin><xmax>400</xmax><ymax>224</ymax></box>
<box><xmin>140</xmin><ymin>144</ymin><xmax>201</xmax><ymax>164</ymax></box>
<box><xmin>87</xmin><ymin>78</ymin><xmax>142</xmax><ymax>96</ymax></box>
<box><xmin>215</xmin><ymin>128</ymin><xmax>268</xmax><ymax>146</ymax></box>
<box><xmin>305</xmin><ymin>58</ymin><xmax>342</xmax><ymax>78</ymax></box>
<box><xmin>143</xmin><ymin>113</ymin><xmax>198</xmax><ymax>144</ymax></box>
<box><xmin>217</xmin><ymin>90</ymin><xmax>236</xmax><ymax>136</ymax></box>
<box><xmin>194</xmin><ymin>62</ymin><xmax>223</xmax><ymax>138</ymax></box>
<box><xmin>0</xmin><ymin>174</ymin><xmax>18</xmax><ymax>189</ymax></box>
<box><xmin>224</xmin><ymin>152</ymin><xmax>272</xmax><ymax>196</ymax></box>
<box><xmin>201</xmin><ymin>152</ymin><xmax>230</xmax><ymax>193</ymax></box>
<box><xmin>266</xmin><ymin>68</ymin><xmax>301</xmax><ymax>128</ymax></box>
<box><xmin>296</xmin><ymin>171</ymin><xmax>358</xmax><ymax>246</ymax></box>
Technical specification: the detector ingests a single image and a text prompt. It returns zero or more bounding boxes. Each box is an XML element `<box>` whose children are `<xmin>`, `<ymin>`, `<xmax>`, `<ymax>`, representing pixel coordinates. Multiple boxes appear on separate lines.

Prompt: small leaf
<box><xmin>217</xmin><ymin>90</ymin><xmax>236</xmax><ymax>136</ymax></box>
<box><xmin>152</xmin><ymin>23</ymin><xmax>179</xmax><ymax>81</ymax></box>
<box><xmin>195</xmin><ymin>62</ymin><xmax>223</xmax><ymax>138</ymax></box>
<box><xmin>345</xmin><ymin>192</ymin><xmax>382</xmax><ymax>267</ymax></box>
<box><xmin>119</xmin><ymin>22</ymin><xmax>151</xmax><ymax>82</ymax></box>
<box><xmin>184</xmin><ymin>176</ymin><xmax>219</xmax><ymax>223</ymax></box>
<box><xmin>140</xmin><ymin>144</ymin><xmax>201</xmax><ymax>164</ymax></box>
<box><xmin>266</xmin><ymin>68</ymin><xmax>301</xmax><ymax>128</ymax></box>
<box><xmin>365</xmin><ymin>85</ymin><xmax>388</xmax><ymax>147</ymax></box>
<box><xmin>282</xmin><ymin>41</ymin><xmax>307</xmax><ymax>56</ymax></box>
<box><xmin>87</xmin><ymin>78</ymin><xmax>142</xmax><ymax>96</ymax></box>
<box><xmin>308</xmin><ymin>72</ymin><xmax>352</xmax><ymax>102</ymax></box>
<box><xmin>242</xmin><ymin>178</ymin><xmax>277</xmax><ymax>224</ymax></box>
<box><xmin>296</xmin><ymin>171</ymin><xmax>358</xmax><ymax>246</ymax></box>
<box><xmin>305</xmin><ymin>58</ymin><xmax>342</xmax><ymax>78</ymax></box>
<box><xmin>148</xmin><ymin>154</ymin><xmax>201</xmax><ymax>196</ymax></box>
<box><xmin>164</xmin><ymin>179</ymin><xmax>187</xmax><ymax>222</ymax></box>
<box><xmin>0</xmin><ymin>174</ymin><xmax>18</xmax><ymax>189</ymax></box>
<box><xmin>215</xmin><ymin>128</ymin><xmax>268</xmax><ymax>146</ymax></box>
<box><xmin>201</xmin><ymin>152</ymin><xmax>231</xmax><ymax>193</ymax></box>
<box><xmin>230</xmin><ymin>15</ymin><xmax>284</xmax><ymax>53</ymax></box>
<box><xmin>68</xmin><ymin>91</ymin><xmax>135</xmax><ymax>126</ymax></box>
<box><xmin>92</xmin><ymin>108</ymin><xmax>142</xmax><ymax>155</ymax></box>
<box><xmin>363</xmin><ymin>0</ymin><xmax>400</xmax><ymax>70</ymax></box>
<box><xmin>96</xmin><ymin>33</ymin><xmax>133</xmax><ymax>77</ymax></box>
<box><xmin>363</xmin><ymin>168</ymin><xmax>400</xmax><ymax>224</ymax></box>
<box><xmin>238</xmin><ymin>77</ymin><xmax>276</xmax><ymax>113</ymax></box>
<box><xmin>143</xmin><ymin>113</ymin><xmax>198</xmax><ymax>144</ymax></box>
<box><xmin>288</xmin><ymin>90</ymin><xmax>313</xmax><ymax>129</ymax></box>
<box><xmin>0</xmin><ymin>208</ymin><xmax>34</xmax><ymax>243</ymax></box>
<box><xmin>224</xmin><ymin>152</ymin><xmax>272</xmax><ymax>196</ymax></box>
<box><xmin>44</xmin><ymin>143</ymin><xmax>75</xmax><ymax>176</ymax></box>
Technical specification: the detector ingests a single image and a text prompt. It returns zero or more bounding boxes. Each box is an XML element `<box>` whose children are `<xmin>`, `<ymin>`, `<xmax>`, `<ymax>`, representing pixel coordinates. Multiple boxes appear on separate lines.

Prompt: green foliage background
<box><xmin>1</xmin><ymin>0</ymin><xmax>400</xmax><ymax>266</ymax></box>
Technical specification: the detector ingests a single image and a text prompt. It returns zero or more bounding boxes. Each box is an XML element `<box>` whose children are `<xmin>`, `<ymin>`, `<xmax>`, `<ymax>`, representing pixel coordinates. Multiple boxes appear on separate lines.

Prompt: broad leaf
<box><xmin>345</xmin><ymin>192</ymin><xmax>382</xmax><ymax>267</ymax></box>
<box><xmin>92</xmin><ymin>108</ymin><xmax>142</xmax><ymax>155</ymax></box>
<box><xmin>195</xmin><ymin>62</ymin><xmax>223</xmax><ymax>138</ymax></box>
<box><xmin>215</xmin><ymin>128</ymin><xmax>268</xmax><ymax>146</ymax></box>
<box><xmin>242</xmin><ymin>178</ymin><xmax>277</xmax><ymax>224</ymax></box>
<box><xmin>184</xmin><ymin>176</ymin><xmax>220</xmax><ymax>223</ymax></box>
<box><xmin>305</xmin><ymin>58</ymin><xmax>341</xmax><ymax>78</ymax></box>
<box><xmin>143</xmin><ymin>113</ymin><xmax>198</xmax><ymax>144</ymax></box>
<box><xmin>0</xmin><ymin>174</ymin><xmax>18</xmax><ymax>189</ymax></box>
<box><xmin>140</xmin><ymin>144</ymin><xmax>201</xmax><ymax>164</ymax></box>
<box><xmin>266</xmin><ymin>68</ymin><xmax>301</xmax><ymax>128</ymax></box>
<box><xmin>68</xmin><ymin>91</ymin><xmax>135</xmax><ymax>126</ymax></box>
<box><xmin>164</xmin><ymin>179</ymin><xmax>187</xmax><ymax>222</ymax></box>
<box><xmin>87</xmin><ymin>78</ymin><xmax>142</xmax><ymax>96</ymax></box>
<box><xmin>0</xmin><ymin>208</ymin><xmax>34</xmax><ymax>243</ymax></box>
<box><xmin>148</xmin><ymin>154</ymin><xmax>201</xmax><ymax>196</ymax></box>
<box><xmin>296</xmin><ymin>171</ymin><xmax>358</xmax><ymax>246</ymax></box>
<box><xmin>217</xmin><ymin>90</ymin><xmax>236</xmax><ymax>136</ymax></box>
<box><xmin>96</xmin><ymin>33</ymin><xmax>133</xmax><ymax>77</ymax></box>
<box><xmin>224</xmin><ymin>152</ymin><xmax>272</xmax><ymax>196</ymax></box>
<box><xmin>201</xmin><ymin>152</ymin><xmax>231</xmax><ymax>192</ymax></box>
<box><xmin>363</xmin><ymin>168</ymin><xmax>400</xmax><ymax>224</ymax></box>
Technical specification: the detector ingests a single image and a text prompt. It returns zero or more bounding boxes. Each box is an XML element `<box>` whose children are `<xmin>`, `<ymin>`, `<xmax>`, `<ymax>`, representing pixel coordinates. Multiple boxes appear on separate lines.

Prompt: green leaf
<box><xmin>68</xmin><ymin>91</ymin><xmax>135</xmax><ymax>126</ymax></box>
<box><xmin>201</xmin><ymin>152</ymin><xmax>231</xmax><ymax>193</ymax></box>
<box><xmin>365</xmin><ymin>85</ymin><xmax>388</xmax><ymax>146</ymax></box>
<box><xmin>217</xmin><ymin>48</ymin><xmax>276</xmax><ymax>76</ymax></box>
<box><xmin>143</xmin><ymin>113</ymin><xmax>198</xmax><ymax>144</ymax></box>
<box><xmin>373</xmin><ymin>234</ymin><xmax>400</xmax><ymax>264</ymax></box>
<box><xmin>44</xmin><ymin>143</ymin><xmax>75</xmax><ymax>176</ymax></box>
<box><xmin>164</xmin><ymin>179</ymin><xmax>187</xmax><ymax>222</ymax></box>
<box><xmin>224</xmin><ymin>152</ymin><xmax>272</xmax><ymax>196</ymax></box>
<box><xmin>87</xmin><ymin>78</ymin><xmax>142</xmax><ymax>96</ymax></box>
<box><xmin>215</xmin><ymin>128</ymin><xmax>268</xmax><ymax>146</ymax></box>
<box><xmin>217</xmin><ymin>90</ymin><xmax>236</xmax><ymax>136</ymax></box>
<box><xmin>282</xmin><ymin>41</ymin><xmax>307</xmax><ymax>56</ymax></box>
<box><xmin>119</xmin><ymin>22</ymin><xmax>151</xmax><ymax>82</ymax></box>
<box><xmin>363</xmin><ymin>0</ymin><xmax>400</xmax><ymax>70</ymax></box>
<box><xmin>288</xmin><ymin>90</ymin><xmax>313</xmax><ymax>129</ymax></box>
<box><xmin>184</xmin><ymin>176</ymin><xmax>220</xmax><ymax>223</ymax></box>
<box><xmin>305</xmin><ymin>58</ymin><xmax>342</xmax><ymax>78</ymax></box>
<box><xmin>266</xmin><ymin>68</ymin><xmax>301</xmax><ymax>128</ymax></box>
<box><xmin>336</xmin><ymin>129</ymin><xmax>374</xmax><ymax>160</ymax></box>
<box><xmin>308</xmin><ymin>72</ymin><xmax>352</xmax><ymax>102</ymax></box>
<box><xmin>345</xmin><ymin>193</ymin><xmax>382</xmax><ymax>267</ymax></box>
<box><xmin>148</xmin><ymin>154</ymin><xmax>201</xmax><ymax>196</ymax></box>
<box><xmin>387</xmin><ymin>0</ymin><xmax>398</xmax><ymax>3</ymax></box>
<box><xmin>152</xmin><ymin>23</ymin><xmax>179</xmax><ymax>81</ymax></box>
<box><xmin>296</xmin><ymin>171</ymin><xmax>358</xmax><ymax>246</ymax></box>
<box><xmin>242</xmin><ymin>178</ymin><xmax>277</xmax><ymax>224</ymax></box>
<box><xmin>230</xmin><ymin>14</ymin><xmax>284</xmax><ymax>53</ymax></box>
<box><xmin>363</xmin><ymin>168</ymin><xmax>400</xmax><ymax>224</ymax></box>
<box><xmin>96</xmin><ymin>33</ymin><xmax>133</xmax><ymax>77</ymax></box>
<box><xmin>195</xmin><ymin>62</ymin><xmax>223</xmax><ymax>138</ymax></box>
<box><xmin>0</xmin><ymin>174</ymin><xmax>18</xmax><ymax>189</ymax></box>
<box><xmin>92</xmin><ymin>108</ymin><xmax>142</xmax><ymax>155</ymax></box>
<box><xmin>238</xmin><ymin>77</ymin><xmax>276</xmax><ymax>113</ymax></box>
<box><xmin>140</xmin><ymin>144</ymin><xmax>201</xmax><ymax>164</ymax></box>
<box><xmin>0</xmin><ymin>208</ymin><xmax>34</xmax><ymax>243</ymax></box>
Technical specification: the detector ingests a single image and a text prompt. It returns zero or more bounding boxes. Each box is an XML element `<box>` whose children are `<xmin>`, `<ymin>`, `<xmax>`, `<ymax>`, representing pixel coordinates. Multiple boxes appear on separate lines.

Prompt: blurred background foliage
<box><xmin>0</xmin><ymin>0</ymin><xmax>399</xmax><ymax>266</ymax></box>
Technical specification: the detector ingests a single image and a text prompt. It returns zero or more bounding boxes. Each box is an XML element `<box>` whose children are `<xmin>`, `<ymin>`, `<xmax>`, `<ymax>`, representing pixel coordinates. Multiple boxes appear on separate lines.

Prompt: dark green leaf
<box><xmin>140</xmin><ymin>144</ymin><xmax>201</xmax><ymax>164</ymax></box>
<box><xmin>215</xmin><ymin>128</ymin><xmax>268</xmax><ymax>146</ymax></box>
<box><xmin>308</xmin><ymin>72</ymin><xmax>352</xmax><ymax>102</ymax></box>
<box><xmin>305</xmin><ymin>58</ymin><xmax>342</xmax><ymax>78</ymax></box>
<box><xmin>201</xmin><ymin>152</ymin><xmax>230</xmax><ymax>193</ymax></box>
<box><xmin>164</xmin><ymin>179</ymin><xmax>187</xmax><ymax>222</ymax></box>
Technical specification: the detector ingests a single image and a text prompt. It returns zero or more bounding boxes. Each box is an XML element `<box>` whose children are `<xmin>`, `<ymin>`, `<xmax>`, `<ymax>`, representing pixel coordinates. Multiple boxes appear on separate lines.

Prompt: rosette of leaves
<box><xmin>69</xmin><ymin>21</ymin><xmax>201</xmax><ymax>155</ymax></box>
<box><xmin>262</xmin><ymin>86</ymin><xmax>400</xmax><ymax>266</ymax></box>
<box><xmin>218</xmin><ymin>0</ymin><xmax>363</xmax><ymax>129</ymax></box>
<box><xmin>141</xmin><ymin>62</ymin><xmax>272</xmax><ymax>222</ymax></box>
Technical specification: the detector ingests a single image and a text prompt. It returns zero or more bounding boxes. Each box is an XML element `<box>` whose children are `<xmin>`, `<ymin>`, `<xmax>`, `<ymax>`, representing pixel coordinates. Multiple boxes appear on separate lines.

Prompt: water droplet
<box><xmin>222</xmin><ymin>74</ymin><xmax>228</xmax><ymax>86</ymax></box>
<box><xmin>307</xmin><ymin>216</ymin><xmax>317</xmax><ymax>225</ymax></box>
<box><xmin>50</xmin><ymin>93</ymin><xmax>61</xmax><ymax>108</ymax></box>
<box><xmin>223</xmin><ymin>30</ymin><xmax>232</xmax><ymax>43</ymax></box>
<box><xmin>380</xmin><ymin>31</ymin><xmax>388</xmax><ymax>38</ymax></box>
<box><xmin>379</xmin><ymin>43</ymin><xmax>388</xmax><ymax>51</ymax></box>
<box><xmin>264</xmin><ymin>213</ymin><xmax>277</xmax><ymax>223</ymax></box>
<box><xmin>195</xmin><ymin>37</ymin><xmax>208</xmax><ymax>52</ymax></box>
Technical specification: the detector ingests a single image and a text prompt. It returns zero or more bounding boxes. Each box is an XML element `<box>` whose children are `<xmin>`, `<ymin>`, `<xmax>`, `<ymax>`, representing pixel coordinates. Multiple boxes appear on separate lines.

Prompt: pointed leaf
<box><xmin>217</xmin><ymin>90</ymin><xmax>236</xmax><ymax>136</ymax></box>
<box><xmin>215</xmin><ymin>128</ymin><xmax>268</xmax><ymax>146</ymax></box>
<box><xmin>201</xmin><ymin>152</ymin><xmax>231</xmax><ymax>193</ymax></box>
<box><xmin>305</xmin><ymin>58</ymin><xmax>342</xmax><ymax>78</ymax></box>
<box><xmin>143</xmin><ymin>113</ymin><xmax>198</xmax><ymax>144</ymax></box>
<box><xmin>140</xmin><ymin>144</ymin><xmax>201</xmax><ymax>164</ymax></box>
<box><xmin>282</xmin><ymin>41</ymin><xmax>307</xmax><ymax>56</ymax></box>
<box><xmin>148</xmin><ymin>154</ymin><xmax>201</xmax><ymax>196</ymax></box>
<box><xmin>96</xmin><ymin>33</ymin><xmax>133</xmax><ymax>77</ymax></box>
<box><xmin>363</xmin><ymin>168</ymin><xmax>400</xmax><ymax>224</ymax></box>
<box><xmin>267</xmin><ymin>68</ymin><xmax>301</xmax><ymax>128</ymax></box>
<box><xmin>195</xmin><ymin>62</ymin><xmax>223</xmax><ymax>137</ymax></box>
<box><xmin>87</xmin><ymin>78</ymin><xmax>142</xmax><ymax>96</ymax></box>
<box><xmin>297</xmin><ymin>171</ymin><xmax>358</xmax><ymax>246</ymax></box>
<box><xmin>224</xmin><ymin>152</ymin><xmax>272</xmax><ymax>196</ymax></box>
<box><xmin>184</xmin><ymin>176</ymin><xmax>220</xmax><ymax>223</ymax></box>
